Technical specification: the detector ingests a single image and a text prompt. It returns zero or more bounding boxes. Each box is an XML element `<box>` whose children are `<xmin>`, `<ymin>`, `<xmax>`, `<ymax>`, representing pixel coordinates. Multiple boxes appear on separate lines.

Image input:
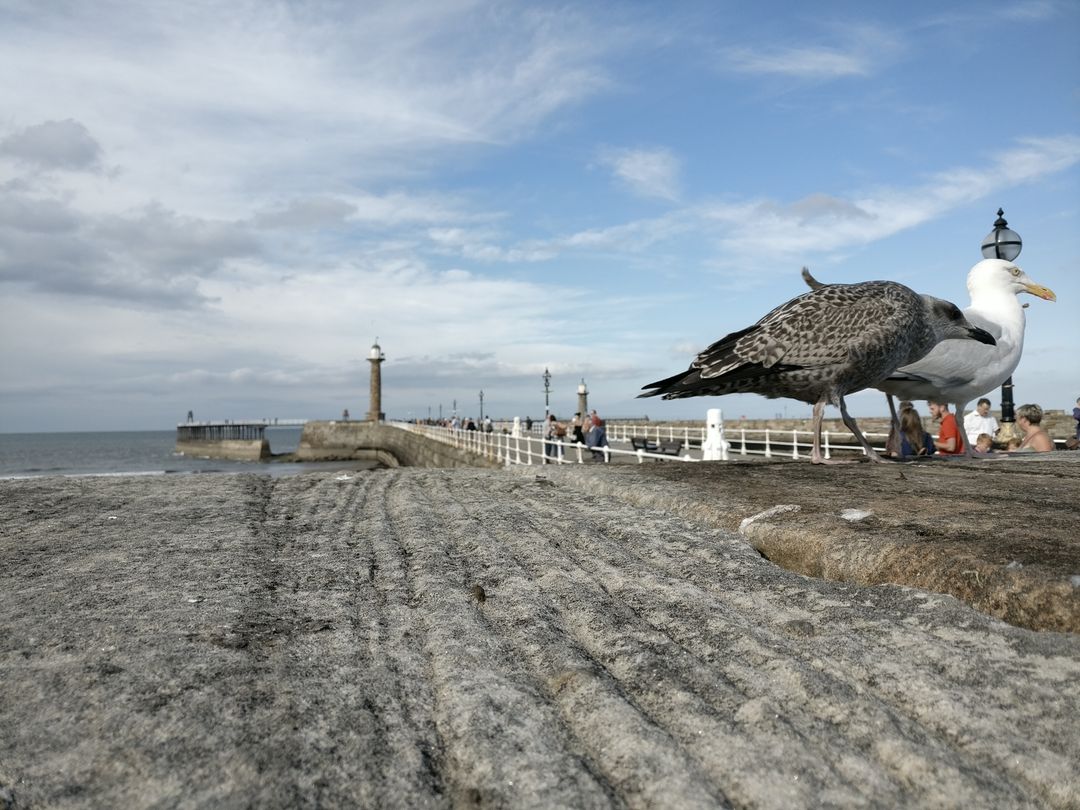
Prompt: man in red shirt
<box><xmin>928</xmin><ymin>399</ymin><xmax>964</xmax><ymax>455</ymax></box>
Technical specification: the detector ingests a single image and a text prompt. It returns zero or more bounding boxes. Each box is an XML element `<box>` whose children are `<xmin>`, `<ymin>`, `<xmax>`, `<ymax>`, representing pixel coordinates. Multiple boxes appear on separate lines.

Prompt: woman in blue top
<box><xmin>899</xmin><ymin>407</ymin><xmax>936</xmax><ymax>457</ymax></box>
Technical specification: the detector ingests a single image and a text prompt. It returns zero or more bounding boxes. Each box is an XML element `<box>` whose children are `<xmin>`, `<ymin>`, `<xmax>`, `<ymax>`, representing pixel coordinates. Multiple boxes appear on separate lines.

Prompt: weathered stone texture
<box><xmin>1</xmin><ymin>469</ymin><xmax>1078</xmax><ymax>808</ymax></box>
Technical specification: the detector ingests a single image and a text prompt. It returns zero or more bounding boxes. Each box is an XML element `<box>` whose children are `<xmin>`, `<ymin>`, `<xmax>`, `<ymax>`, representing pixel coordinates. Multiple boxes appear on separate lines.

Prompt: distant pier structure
<box><xmin>175</xmin><ymin>419</ymin><xmax>307</xmax><ymax>461</ymax></box>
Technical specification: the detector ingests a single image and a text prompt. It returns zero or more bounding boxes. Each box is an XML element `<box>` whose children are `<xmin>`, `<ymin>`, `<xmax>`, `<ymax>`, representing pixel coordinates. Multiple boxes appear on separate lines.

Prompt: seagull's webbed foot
<box><xmin>811</xmin><ymin>455</ymin><xmax>859</xmax><ymax>465</ymax></box>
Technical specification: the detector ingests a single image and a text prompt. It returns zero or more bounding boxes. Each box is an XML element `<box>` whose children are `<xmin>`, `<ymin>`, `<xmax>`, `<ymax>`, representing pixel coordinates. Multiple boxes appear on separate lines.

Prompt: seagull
<box><xmin>802</xmin><ymin>260</ymin><xmax>1056</xmax><ymax>456</ymax></box>
<box><xmin>640</xmin><ymin>280</ymin><xmax>996</xmax><ymax>464</ymax></box>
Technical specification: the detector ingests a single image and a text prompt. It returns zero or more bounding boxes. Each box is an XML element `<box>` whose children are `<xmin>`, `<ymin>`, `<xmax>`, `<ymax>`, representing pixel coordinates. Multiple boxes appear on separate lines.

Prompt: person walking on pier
<box><xmin>571</xmin><ymin>413</ymin><xmax>586</xmax><ymax>445</ymax></box>
<box><xmin>585</xmin><ymin>410</ymin><xmax>609</xmax><ymax>461</ymax></box>
<box><xmin>544</xmin><ymin>414</ymin><xmax>565</xmax><ymax>463</ymax></box>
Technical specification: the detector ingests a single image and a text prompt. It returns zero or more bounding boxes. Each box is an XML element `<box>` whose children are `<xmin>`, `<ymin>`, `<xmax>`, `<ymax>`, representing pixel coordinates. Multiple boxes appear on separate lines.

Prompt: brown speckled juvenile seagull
<box><xmin>639</xmin><ymin>281</ymin><xmax>996</xmax><ymax>464</ymax></box>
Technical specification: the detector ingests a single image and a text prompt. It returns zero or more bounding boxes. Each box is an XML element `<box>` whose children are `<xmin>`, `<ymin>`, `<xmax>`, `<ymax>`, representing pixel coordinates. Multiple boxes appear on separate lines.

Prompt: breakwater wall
<box><xmin>175</xmin><ymin>423</ymin><xmax>270</xmax><ymax>461</ymax></box>
<box><xmin>296</xmin><ymin>421</ymin><xmax>502</xmax><ymax>469</ymax></box>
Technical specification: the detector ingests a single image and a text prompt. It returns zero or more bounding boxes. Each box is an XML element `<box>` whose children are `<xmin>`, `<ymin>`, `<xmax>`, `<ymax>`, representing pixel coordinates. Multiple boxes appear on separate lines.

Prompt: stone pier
<box><xmin>175</xmin><ymin>422</ymin><xmax>270</xmax><ymax>460</ymax></box>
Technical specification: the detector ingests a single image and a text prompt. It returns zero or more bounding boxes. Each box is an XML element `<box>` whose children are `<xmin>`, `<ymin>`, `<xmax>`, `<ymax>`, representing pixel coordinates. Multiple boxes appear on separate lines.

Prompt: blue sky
<box><xmin>1</xmin><ymin>0</ymin><xmax>1077</xmax><ymax>431</ymax></box>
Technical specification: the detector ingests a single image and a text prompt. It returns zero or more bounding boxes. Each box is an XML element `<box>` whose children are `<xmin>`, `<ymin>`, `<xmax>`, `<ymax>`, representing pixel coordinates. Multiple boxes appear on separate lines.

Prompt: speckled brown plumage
<box><xmin>640</xmin><ymin>280</ymin><xmax>995</xmax><ymax>463</ymax></box>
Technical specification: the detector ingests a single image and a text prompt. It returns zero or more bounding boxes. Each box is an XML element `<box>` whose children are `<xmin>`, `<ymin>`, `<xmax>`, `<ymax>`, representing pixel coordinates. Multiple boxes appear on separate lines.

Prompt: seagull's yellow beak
<box><xmin>1023</xmin><ymin>281</ymin><xmax>1056</xmax><ymax>301</ymax></box>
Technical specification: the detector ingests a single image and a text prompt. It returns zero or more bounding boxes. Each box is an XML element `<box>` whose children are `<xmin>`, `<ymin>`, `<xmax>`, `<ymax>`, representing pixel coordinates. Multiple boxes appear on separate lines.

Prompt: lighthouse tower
<box><xmin>367</xmin><ymin>339</ymin><xmax>385</xmax><ymax>422</ymax></box>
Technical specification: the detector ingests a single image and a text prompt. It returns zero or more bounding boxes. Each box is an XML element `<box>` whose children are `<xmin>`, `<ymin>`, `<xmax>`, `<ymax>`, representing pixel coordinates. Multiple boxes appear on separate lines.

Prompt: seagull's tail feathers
<box><xmin>641</xmin><ymin>323</ymin><xmax>802</xmax><ymax>399</ymax></box>
<box><xmin>640</xmin><ymin>360</ymin><xmax>802</xmax><ymax>399</ymax></box>
<box><xmin>638</xmin><ymin>368</ymin><xmax>702</xmax><ymax>399</ymax></box>
<box><xmin>801</xmin><ymin>266</ymin><xmax>827</xmax><ymax>290</ymax></box>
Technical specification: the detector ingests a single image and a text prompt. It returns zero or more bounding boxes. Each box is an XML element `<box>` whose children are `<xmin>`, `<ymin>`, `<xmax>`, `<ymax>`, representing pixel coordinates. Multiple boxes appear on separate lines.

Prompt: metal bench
<box><xmin>630</xmin><ymin>437</ymin><xmax>684</xmax><ymax>456</ymax></box>
<box><xmin>656</xmin><ymin>440</ymin><xmax>684</xmax><ymax>456</ymax></box>
<box><xmin>630</xmin><ymin>437</ymin><xmax>658</xmax><ymax>453</ymax></box>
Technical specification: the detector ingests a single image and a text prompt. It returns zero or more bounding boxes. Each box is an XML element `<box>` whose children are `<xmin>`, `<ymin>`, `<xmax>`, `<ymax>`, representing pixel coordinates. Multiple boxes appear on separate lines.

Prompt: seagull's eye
<box><xmin>1010</xmin><ymin>267</ymin><xmax>1021</xmax><ymax>277</ymax></box>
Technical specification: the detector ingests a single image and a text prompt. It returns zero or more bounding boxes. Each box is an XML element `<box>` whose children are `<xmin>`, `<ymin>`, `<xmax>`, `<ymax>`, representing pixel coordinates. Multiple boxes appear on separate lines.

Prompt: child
<box><xmin>975</xmin><ymin>433</ymin><xmax>993</xmax><ymax>453</ymax></box>
<box><xmin>1006</xmin><ymin>437</ymin><xmax>1022</xmax><ymax>451</ymax></box>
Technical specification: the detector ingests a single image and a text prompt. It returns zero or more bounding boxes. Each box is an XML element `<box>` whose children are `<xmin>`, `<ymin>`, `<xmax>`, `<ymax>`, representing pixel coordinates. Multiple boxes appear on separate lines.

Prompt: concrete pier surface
<box><xmin>1</xmin><ymin>461</ymin><xmax>1078</xmax><ymax>808</ymax></box>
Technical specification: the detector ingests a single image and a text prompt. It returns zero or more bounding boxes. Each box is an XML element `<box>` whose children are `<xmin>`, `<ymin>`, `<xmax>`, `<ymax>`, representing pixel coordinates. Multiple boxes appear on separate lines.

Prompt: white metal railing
<box><xmin>394</xmin><ymin>422</ymin><xmax>692</xmax><ymax>465</ymax></box>
<box><xmin>606</xmin><ymin>422</ymin><xmax>891</xmax><ymax>460</ymax></box>
<box><xmin>396</xmin><ymin>417</ymin><xmax>890</xmax><ymax>464</ymax></box>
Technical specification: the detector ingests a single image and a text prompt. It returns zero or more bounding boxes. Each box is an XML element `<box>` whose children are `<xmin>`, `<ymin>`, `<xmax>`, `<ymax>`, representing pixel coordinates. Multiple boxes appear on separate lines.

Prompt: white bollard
<box><xmin>701</xmin><ymin>408</ymin><xmax>730</xmax><ymax>461</ymax></box>
<box><xmin>512</xmin><ymin>416</ymin><xmax>522</xmax><ymax>438</ymax></box>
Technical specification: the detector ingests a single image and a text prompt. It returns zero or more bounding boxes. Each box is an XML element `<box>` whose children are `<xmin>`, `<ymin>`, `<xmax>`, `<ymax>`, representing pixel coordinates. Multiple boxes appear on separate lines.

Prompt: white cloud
<box><xmin>697</xmin><ymin>135</ymin><xmax>1080</xmax><ymax>263</ymax></box>
<box><xmin>0</xmin><ymin>119</ymin><xmax>103</xmax><ymax>171</ymax></box>
<box><xmin>725</xmin><ymin>46</ymin><xmax>870</xmax><ymax>78</ymax></box>
<box><xmin>0</xmin><ymin>1</ymin><xmax>623</xmax><ymax>221</ymax></box>
<box><xmin>597</xmin><ymin>146</ymin><xmax>682</xmax><ymax>201</ymax></box>
<box><xmin>721</xmin><ymin>23</ymin><xmax>902</xmax><ymax>81</ymax></box>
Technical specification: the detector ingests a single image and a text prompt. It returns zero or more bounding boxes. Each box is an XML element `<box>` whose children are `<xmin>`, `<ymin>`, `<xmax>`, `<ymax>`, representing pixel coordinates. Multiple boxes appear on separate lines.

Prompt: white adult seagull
<box><xmin>804</xmin><ymin>259</ymin><xmax>1056</xmax><ymax>455</ymax></box>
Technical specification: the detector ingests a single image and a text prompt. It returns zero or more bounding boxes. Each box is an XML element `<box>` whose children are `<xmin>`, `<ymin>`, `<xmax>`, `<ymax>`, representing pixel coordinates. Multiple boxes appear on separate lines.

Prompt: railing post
<box><xmin>824</xmin><ymin>430</ymin><xmax>831</xmax><ymax>460</ymax></box>
<box><xmin>792</xmin><ymin>429</ymin><xmax>799</xmax><ymax>459</ymax></box>
<box><xmin>702</xmin><ymin>408</ymin><xmax>728</xmax><ymax>461</ymax></box>
<box><xmin>740</xmin><ymin>428</ymin><xmax>747</xmax><ymax>456</ymax></box>
<box><xmin>764</xmin><ymin>429</ymin><xmax>772</xmax><ymax>458</ymax></box>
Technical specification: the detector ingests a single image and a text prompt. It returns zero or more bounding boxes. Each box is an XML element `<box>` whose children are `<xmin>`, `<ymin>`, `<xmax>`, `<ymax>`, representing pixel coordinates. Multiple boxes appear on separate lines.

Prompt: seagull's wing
<box><xmin>642</xmin><ymin>282</ymin><xmax>920</xmax><ymax>398</ymax></box>
<box><xmin>695</xmin><ymin>282</ymin><xmax>912</xmax><ymax>377</ymax></box>
<box><xmin>887</xmin><ymin>330</ymin><xmax>1015</xmax><ymax>392</ymax></box>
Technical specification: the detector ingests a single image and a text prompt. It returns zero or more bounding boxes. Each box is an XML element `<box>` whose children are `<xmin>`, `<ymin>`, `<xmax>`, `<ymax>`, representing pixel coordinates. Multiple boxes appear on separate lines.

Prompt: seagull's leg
<box><xmin>811</xmin><ymin>399</ymin><xmax>862</xmax><ymax>464</ymax></box>
<box><xmin>810</xmin><ymin>400</ymin><xmax>826</xmax><ymax>464</ymax></box>
<box><xmin>956</xmin><ymin>400</ymin><xmax>977</xmax><ymax>458</ymax></box>
<box><xmin>839</xmin><ymin>397</ymin><xmax>886</xmax><ymax>463</ymax></box>
<box><xmin>885</xmin><ymin>394</ymin><xmax>901</xmax><ymax>456</ymax></box>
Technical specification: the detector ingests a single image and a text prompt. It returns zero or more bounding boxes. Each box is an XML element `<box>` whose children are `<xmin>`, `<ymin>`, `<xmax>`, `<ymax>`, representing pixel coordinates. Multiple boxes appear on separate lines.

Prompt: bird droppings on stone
<box><xmin>739</xmin><ymin>504</ymin><xmax>801</xmax><ymax>533</ymax></box>
<box><xmin>840</xmin><ymin>508</ymin><xmax>874</xmax><ymax>522</ymax></box>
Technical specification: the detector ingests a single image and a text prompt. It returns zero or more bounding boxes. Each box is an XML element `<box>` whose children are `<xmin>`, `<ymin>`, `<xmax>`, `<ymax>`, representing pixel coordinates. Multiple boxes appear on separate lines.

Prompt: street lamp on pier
<box><xmin>980</xmin><ymin>208</ymin><xmax>1023</xmax><ymax>442</ymax></box>
<box><xmin>543</xmin><ymin>368</ymin><xmax>551</xmax><ymax>419</ymax></box>
<box><xmin>479</xmin><ymin>389</ymin><xmax>484</xmax><ymax>422</ymax></box>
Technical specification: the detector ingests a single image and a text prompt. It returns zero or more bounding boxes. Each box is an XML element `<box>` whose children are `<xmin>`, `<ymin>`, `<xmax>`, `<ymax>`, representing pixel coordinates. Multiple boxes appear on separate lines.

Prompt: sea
<box><xmin>0</xmin><ymin>427</ymin><xmax>378</xmax><ymax>479</ymax></box>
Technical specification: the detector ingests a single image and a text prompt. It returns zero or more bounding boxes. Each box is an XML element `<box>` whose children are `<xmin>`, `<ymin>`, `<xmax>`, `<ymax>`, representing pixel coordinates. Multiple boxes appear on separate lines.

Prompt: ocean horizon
<box><xmin>0</xmin><ymin>427</ymin><xmax>376</xmax><ymax>479</ymax></box>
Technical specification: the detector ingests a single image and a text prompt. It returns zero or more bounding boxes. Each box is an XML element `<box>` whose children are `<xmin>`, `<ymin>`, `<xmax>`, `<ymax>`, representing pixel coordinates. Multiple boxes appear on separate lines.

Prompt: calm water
<box><xmin>0</xmin><ymin>428</ymin><xmax>377</xmax><ymax>479</ymax></box>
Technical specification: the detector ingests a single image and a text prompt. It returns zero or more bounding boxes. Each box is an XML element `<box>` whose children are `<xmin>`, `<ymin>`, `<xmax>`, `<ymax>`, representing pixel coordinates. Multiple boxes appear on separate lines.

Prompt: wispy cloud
<box><xmin>721</xmin><ymin>23</ymin><xmax>902</xmax><ymax>80</ymax></box>
<box><xmin>697</xmin><ymin>135</ymin><xmax>1080</xmax><ymax>264</ymax></box>
<box><xmin>725</xmin><ymin>46</ymin><xmax>870</xmax><ymax>78</ymax></box>
<box><xmin>596</xmin><ymin>146</ymin><xmax>682</xmax><ymax>200</ymax></box>
<box><xmin>0</xmin><ymin>2</ymin><xmax>626</xmax><ymax>218</ymax></box>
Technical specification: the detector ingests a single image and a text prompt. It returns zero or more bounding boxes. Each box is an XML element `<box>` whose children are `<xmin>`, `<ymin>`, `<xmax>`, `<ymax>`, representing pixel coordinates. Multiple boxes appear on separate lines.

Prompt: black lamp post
<box><xmin>981</xmin><ymin>208</ymin><xmax>1022</xmax><ymax>439</ymax></box>
<box><xmin>543</xmin><ymin>367</ymin><xmax>551</xmax><ymax>420</ymax></box>
<box><xmin>478</xmin><ymin>389</ymin><xmax>484</xmax><ymax>422</ymax></box>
